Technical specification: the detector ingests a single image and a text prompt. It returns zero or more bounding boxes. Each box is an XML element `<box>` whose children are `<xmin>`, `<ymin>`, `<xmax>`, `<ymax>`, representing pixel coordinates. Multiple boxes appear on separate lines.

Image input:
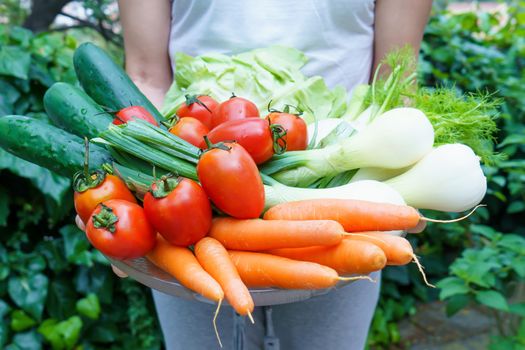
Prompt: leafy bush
<box><xmin>0</xmin><ymin>25</ymin><xmax>161</xmax><ymax>350</ymax></box>
<box><xmin>368</xmin><ymin>3</ymin><xmax>525</xmax><ymax>348</ymax></box>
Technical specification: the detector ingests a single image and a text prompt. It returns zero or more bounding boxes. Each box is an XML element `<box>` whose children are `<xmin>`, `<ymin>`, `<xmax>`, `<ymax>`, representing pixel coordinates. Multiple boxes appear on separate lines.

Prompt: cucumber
<box><xmin>73</xmin><ymin>43</ymin><xmax>164</xmax><ymax>123</ymax></box>
<box><xmin>44</xmin><ymin>82</ymin><xmax>113</xmax><ymax>139</ymax></box>
<box><xmin>0</xmin><ymin>115</ymin><xmax>111</xmax><ymax>178</ymax></box>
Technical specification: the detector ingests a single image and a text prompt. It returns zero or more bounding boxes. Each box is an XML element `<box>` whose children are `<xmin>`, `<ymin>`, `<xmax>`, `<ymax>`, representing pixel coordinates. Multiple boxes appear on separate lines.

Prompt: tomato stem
<box><xmin>150</xmin><ymin>173</ymin><xmax>180</xmax><ymax>198</ymax></box>
<box><xmin>201</xmin><ymin>136</ymin><xmax>231</xmax><ymax>155</ymax></box>
<box><xmin>185</xmin><ymin>94</ymin><xmax>213</xmax><ymax>114</ymax></box>
<box><xmin>269</xmin><ymin>123</ymin><xmax>287</xmax><ymax>154</ymax></box>
<box><xmin>72</xmin><ymin>139</ymin><xmax>106</xmax><ymax>193</ymax></box>
<box><xmin>92</xmin><ymin>203</ymin><xmax>119</xmax><ymax>233</ymax></box>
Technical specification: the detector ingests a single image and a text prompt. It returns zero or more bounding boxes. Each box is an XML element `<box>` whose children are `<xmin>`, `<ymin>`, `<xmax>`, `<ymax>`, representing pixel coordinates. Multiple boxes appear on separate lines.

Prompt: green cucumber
<box><xmin>0</xmin><ymin>115</ymin><xmax>111</xmax><ymax>178</ymax></box>
<box><xmin>44</xmin><ymin>82</ymin><xmax>113</xmax><ymax>139</ymax></box>
<box><xmin>73</xmin><ymin>43</ymin><xmax>164</xmax><ymax>123</ymax></box>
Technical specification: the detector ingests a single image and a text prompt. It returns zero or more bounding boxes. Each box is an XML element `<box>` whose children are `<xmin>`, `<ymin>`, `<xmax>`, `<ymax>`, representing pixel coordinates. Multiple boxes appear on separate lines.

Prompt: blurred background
<box><xmin>0</xmin><ymin>0</ymin><xmax>523</xmax><ymax>349</ymax></box>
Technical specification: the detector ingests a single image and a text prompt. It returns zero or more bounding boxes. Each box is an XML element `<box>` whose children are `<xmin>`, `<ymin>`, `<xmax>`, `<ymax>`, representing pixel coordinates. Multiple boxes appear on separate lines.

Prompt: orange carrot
<box><xmin>209</xmin><ymin>217</ymin><xmax>345</xmax><ymax>251</ymax></box>
<box><xmin>264</xmin><ymin>200</ymin><xmax>483</xmax><ymax>232</ymax></box>
<box><xmin>147</xmin><ymin>235</ymin><xmax>225</xmax><ymax>346</ymax></box>
<box><xmin>263</xmin><ymin>199</ymin><xmax>420</xmax><ymax>232</ymax></box>
<box><xmin>269</xmin><ymin>239</ymin><xmax>387</xmax><ymax>275</ymax></box>
<box><xmin>147</xmin><ymin>235</ymin><xmax>224</xmax><ymax>302</ymax></box>
<box><xmin>229</xmin><ymin>251</ymin><xmax>372</xmax><ymax>289</ymax></box>
<box><xmin>195</xmin><ymin>237</ymin><xmax>254</xmax><ymax>319</ymax></box>
<box><xmin>345</xmin><ymin>232</ymin><xmax>413</xmax><ymax>266</ymax></box>
<box><xmin>346</xmin><ymin>232</ymin><xmax>435</xmax><ymax>287</ymax></box>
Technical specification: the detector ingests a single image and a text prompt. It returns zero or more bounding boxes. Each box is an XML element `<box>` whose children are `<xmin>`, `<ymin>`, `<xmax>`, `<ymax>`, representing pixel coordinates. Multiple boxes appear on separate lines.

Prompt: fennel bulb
<box><xmin>384</xmin><ymin>144</ymin><xmax>487</xmax><ymax>212</ymax></box>
<box><xmin>264</xmin><ymin>107</ymin><xmax>435</xmax><ymax>187</ymax></box>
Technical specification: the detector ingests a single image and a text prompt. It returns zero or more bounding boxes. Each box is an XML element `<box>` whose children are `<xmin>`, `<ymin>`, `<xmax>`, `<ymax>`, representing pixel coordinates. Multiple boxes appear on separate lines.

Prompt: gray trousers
<box><xmin>152</xmin><ymin>272</ymin><xmax>380</xmax><ymax>350</ymax></box>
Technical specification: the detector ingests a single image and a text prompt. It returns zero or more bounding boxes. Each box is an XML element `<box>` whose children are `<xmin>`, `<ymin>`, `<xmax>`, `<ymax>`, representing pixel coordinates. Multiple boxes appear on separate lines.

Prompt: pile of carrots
<box><xmin>146</xmin><ymin>198</ymin><xmax>459</xmax><ymax>322</ymax></box>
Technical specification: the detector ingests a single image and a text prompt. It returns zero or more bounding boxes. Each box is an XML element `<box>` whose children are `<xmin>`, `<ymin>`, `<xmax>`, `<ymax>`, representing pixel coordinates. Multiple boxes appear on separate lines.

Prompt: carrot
<box><xmin>346</xmin><ymin>232</ymin><xmax>435</xmax><ymax>287</ymax></box>
<box><xmin>229</xmin><ymin>251</ymin><xmax>373</xmax><ymax>289</ymax></box>
<box><xmin>147</xmin><ymin>235</ymin><xmax>225</xmax><ymax>346</ymax></box>
<box><xmin>209</xmin><ymin>217</ymin><xmax>346</xmax><ymax>251</ymax></box>
<box><xmin>147</xmin><ymin>235</ymin><xmax>224</xmax><ymax>302</ymax></box>
<box><xmin>195</xmin><ymin>237</ymin><xmax>254</xmax><ymax>321</ymax></box>
<box><xmin>264</xmin><ymin>199</ymin><xmax>483</xmax><ymax>232</ymax></box>
<box><xmin>345</xmin><ymin>232</ymin><xmax>413</xmax><ymax>266</ymax></box>
<box><xmin>269</xmin><ymin>239</ymin><xmax>387</xmax><ymax>275</ymax></box>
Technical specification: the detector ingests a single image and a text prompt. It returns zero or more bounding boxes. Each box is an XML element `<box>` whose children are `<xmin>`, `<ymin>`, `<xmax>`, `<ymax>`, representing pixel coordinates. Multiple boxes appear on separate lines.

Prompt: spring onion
<box><xmin>262</xmin><ymin>107</ymin><xmax>434</xmax><ymax>187</ymax></box>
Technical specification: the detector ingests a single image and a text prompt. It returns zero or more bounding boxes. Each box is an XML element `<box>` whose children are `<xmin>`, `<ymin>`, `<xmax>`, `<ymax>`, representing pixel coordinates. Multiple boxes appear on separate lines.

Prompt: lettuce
<box><xmin>162</xmin><ymin>46</ymin><xmax>347</xmax><ymax>123</ymax></box>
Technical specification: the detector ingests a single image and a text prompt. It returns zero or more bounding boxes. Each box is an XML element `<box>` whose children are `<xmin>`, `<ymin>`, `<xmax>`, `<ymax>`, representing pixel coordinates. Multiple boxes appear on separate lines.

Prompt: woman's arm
<box><xmin>373</xmin><ymin>0</ymin><xmax>433</xmax><ymax>74</ymax></box>
<box><xmin>117</xmin><ymin>0</ymin><xmax>173</xmax><ymax>109</ymax></box>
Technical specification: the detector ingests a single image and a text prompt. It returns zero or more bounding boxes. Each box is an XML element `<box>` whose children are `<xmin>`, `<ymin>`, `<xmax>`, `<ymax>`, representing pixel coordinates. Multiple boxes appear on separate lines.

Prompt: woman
<box><xmin>115</xmin><ymin>1</ymin><xmax>432</xmax><ymax>348</ymax></box>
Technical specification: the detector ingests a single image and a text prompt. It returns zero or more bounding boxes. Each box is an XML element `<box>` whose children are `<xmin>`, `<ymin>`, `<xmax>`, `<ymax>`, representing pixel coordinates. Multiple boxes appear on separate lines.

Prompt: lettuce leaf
<box><xmin>162</xmin><ymin>46</ymin><xmax>347</xmax><ymax>123</ymax></box>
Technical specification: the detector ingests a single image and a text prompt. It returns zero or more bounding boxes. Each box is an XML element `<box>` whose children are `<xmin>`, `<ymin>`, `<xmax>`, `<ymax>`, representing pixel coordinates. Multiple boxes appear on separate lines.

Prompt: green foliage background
<box><xmin>0</xmin><ymin>2</ymin><xmax>523</xmax><ymax>350</ymax></box>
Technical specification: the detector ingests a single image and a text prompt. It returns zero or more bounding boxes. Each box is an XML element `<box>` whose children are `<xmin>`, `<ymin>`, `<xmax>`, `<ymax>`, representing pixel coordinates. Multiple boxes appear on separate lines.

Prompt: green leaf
<box><xmin>76</xmin><ymin>293</ymin><xmax>100</xmax><ymax>320</ymax></box>
<box><xmin>0</xmin><ymin>187</ymin><xmax>10</xmax><ymax>227</ymax></box>
<box><xmin>446</xmin><ymin>294</ymin><xmax>471</xmax><ymax>317</ymax></box>
<box><xmin>9</xmin><ymin>330</ymin><xmax>42</xmax><ymax>350</ymax></box>
<box><xmin>74</xmin><ymin>265</ymin><xmax>114</xmax><ymax>304</ymax></box>
<box><xmin>0</xmin><ymin>299</ymin><xmax>11</xmax><ymax>319</ymax></box>
<box><xmin>38</xmin><ymin>316</ymin><xmax>82</xmax><ymax>350</ymax></box>
<box><xmin>0</xmin><ymin>78</ymin><xmax>20</xmax><ymax>115</ymax></box>
<box><xmin>45</xmin><ymin>278</ymin><xmax>77</xmax><ymax>321</ymax></box>
<box><xmin>509</xmin><ymin>303</ymin><xmax>525</xmax><ymax>317</ymax></box>
<box><xmin>0</xmin><ymin>45</ymin><xmax>31</xmax><ymax>79</ymax></box>
<box><xmin>85</xmin><ymin>322</ymin><xmax>119</xmax><ymax>343</ymax></box>
<box><xmin>36</xmin><ymin>240</ymin><xmax>68</xmax><ymax>273</ymax></box>
<box><xmin>60</xmin><ymin>225</ymin><xmax>93</xmax><ymax>267</ymax></box>
<box><xmin>0</xmin><ymin>244</ymin><xmax>9</xmax><ymax>280</ymax></box>
<box><xmin>0</xmin><ymin>321</ymin><xmax>7</xmax><ymax>349</ymax></box>
<box><xmin>507</xmin><ymin>201</ymin><xmax>525</xmax><ymax>214</ymax></box>
<box><xmin>475</xmin><ymin>290</ymin><xmax>509</xmax><ymax>311</ymax></box>
<box><xmin>0</xmin><ymin>149</ymin><xmax>71</xmax><ymax>206</ymax></box>
<box><xmin>436</xmin><ymin>277</ymin><xmax>470</xmax><ymax>300</ymax></box>
<box><xmin>512</xmin><ymin>256</ymin><xmax>525</xmax><ymax>277</ymax></box>
<box><xmin>8</xmin><ymin>274</ymin><xmax>49</xmax><ymax>320</ymax></box>
<box><xmin>11</xmin><ymin>310</ymin><xmax>36</xmax><ymax>331</ymax></box>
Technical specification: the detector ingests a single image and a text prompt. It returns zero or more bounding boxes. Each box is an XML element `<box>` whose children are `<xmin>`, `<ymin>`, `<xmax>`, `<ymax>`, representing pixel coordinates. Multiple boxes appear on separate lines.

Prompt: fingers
<box><xmin>75</xmin><ymin>215</ymin><xmax>86</xmax><ymax>232</ymax></box>
<box><xmin>112</xmin><ymin>265</ymin><xmax>129</xmax><ymax>278</ymax></box>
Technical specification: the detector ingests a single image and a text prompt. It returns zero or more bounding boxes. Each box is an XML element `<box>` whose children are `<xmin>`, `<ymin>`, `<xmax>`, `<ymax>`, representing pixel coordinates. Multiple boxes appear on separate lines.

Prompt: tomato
<box><xmin>169</xmin><ymin>117</ymin><xmax>209</xmax><ymax>148</ymax></box>
<box><xmin>143</xmin><ymin>176</ymin><xmax>212</xmax><ymax>246</ymax></box>
<box><xmin>266</xmin><ymin>112</ymin><xmax>308</xmax><ymax>151</ymax></box>
<box><xmin>211</xmin><ymin>95</ymin><xmax>259</xmax><ymax>128</ymax></box>
<box><xmin>205</xmin><ymin>118</ymin><xmax>285</xmax><ymax>164</ymax></box>
<box><xmin>74</xmin><ymin>172</ymin><xmax>137</xmax><ymax>224</ymax></box>
<box><xmin>177</xmin><ymin>95</ymin><xmax>218</xmax><ymax>129</ymax></box>
<box><xmin>197</xmin><ymin>142</ymin><xmax>265</xmax><ymax>219</ymax></box>
<box><xmin>86</xmin><ymin>199</ymin><xmax>156</xmax><ymax>259</ymax></box>
<box><xmin>114</xmin><ymin>106</ymin><xmax>159</xmax><ymax>126</ymax></box>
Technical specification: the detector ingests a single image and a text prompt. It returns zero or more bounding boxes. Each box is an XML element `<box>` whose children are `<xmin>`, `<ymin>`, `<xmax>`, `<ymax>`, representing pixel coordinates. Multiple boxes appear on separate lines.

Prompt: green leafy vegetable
<box><xmin>162</xmin><ymin>46</ymin><xmax>347</xmax><ymax>123</ymax></box>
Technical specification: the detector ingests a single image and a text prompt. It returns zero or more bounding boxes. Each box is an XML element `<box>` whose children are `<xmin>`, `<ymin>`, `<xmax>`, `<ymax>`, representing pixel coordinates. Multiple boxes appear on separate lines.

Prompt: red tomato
<box><xmin>74</xmin><ymin>172</ymin><xmax>137</xmax><ymax>224</ymax></box>
<box><xmin>177</xmin><ymin>95</ymin><xmax>218</xmax><ymax>129</ymax></box>
<box><xmin>211</xmin><ymin>96</ymin><xmax>259</xmax><ymax>128</ymax></box>
<box><xmin>114</xmin><ymin>106</ymin><xmax>159</xmax><ymax>126</ymax></box>
<box><xmin>205</xmin><ymin>118</ymin><xmax>284</xmax><ymax>164</ymax></box>
<box><xmin>86</xmin><ymin>199</ymin><xmax>156</xmax><ymax>259</ymax></box>
<box><xmin>266</xmin><ymin>112</ymin><xmax>308</xmax><ymax>151</ymax></box>
<box><xmin>197</xmin><ymin>142</ymin><xmax>265</xmax><ymax>219</ymax></box>
<box><xmin>169</xmin><ymin>117</ymin><xmax>209</xmax><ymax>148</ymax></box>
<box><xmin>143</xmin><ymin>177</ymin><xmax>212</xmax><ymax>246</ymax></box>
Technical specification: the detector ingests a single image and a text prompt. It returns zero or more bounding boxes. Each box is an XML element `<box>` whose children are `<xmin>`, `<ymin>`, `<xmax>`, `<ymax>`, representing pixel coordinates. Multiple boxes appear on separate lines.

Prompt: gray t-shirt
<box><xmin>168</xmin><ymin>0</ymin><xmax>375</xmax><ymax>90</ymax></box>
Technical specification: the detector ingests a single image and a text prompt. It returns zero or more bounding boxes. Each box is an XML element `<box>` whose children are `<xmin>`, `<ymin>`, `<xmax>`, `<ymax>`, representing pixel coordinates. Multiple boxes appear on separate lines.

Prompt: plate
<box><xmin>107</xmin><ymin>256</ymin><xmax>356</xmax><ymax>306</ymax></box>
